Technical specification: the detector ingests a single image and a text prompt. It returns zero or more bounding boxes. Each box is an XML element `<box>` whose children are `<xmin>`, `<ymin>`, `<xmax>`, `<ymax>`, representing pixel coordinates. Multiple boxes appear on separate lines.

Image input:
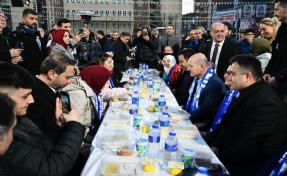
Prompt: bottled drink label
<box><xmin>130</xmin><ymin>109</ymin><xmax>138</xmax><ymax>114</ymax></box>
<box><xmin>148</xmin><ymin>135</ymin><xmax>160</xmax><ymax>143</ymax></box>
<box><xmin>160</xmin><ymin>120</ymin><xmax>170</xmax><ymax>127</ymax></box>
<box><xmin>133</xmin><ymin>114</ymin><xmax>142</xmax><ymax>127</ymax></box>
<box><xmin>158</xmin><ymin>101</ymin><xmax>166</xmax><ymax>106</ymax></box>
<box><xmin>132</xmin><ymin>97</ymin><xmax>139</xmax><ymax>104</ymax></box>
<box><xmin>165</xmin><ymin>143</ymin><xmax>178</xmax><ymax>152</ymax></box>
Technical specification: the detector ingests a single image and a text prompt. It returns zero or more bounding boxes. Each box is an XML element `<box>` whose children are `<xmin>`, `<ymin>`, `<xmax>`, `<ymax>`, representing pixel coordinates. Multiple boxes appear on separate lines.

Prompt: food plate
<box><xmin>174</xmin><ymin>130</ymin><xmax>199</xmax><ymax>139</ymax></box>
<box><xmin>99</xmin><ymin>133</ymin><xmax>133</xmax><ymax>150</ymax></box>
<box><xmin>168</xmin><ymin>108</ymin><xmax>190</xmax><ymax>120</ymax></box>
<box><xmin>101</xmin><ymin>155</ymin><xmax>141</xmax><ymax>175</ymax></box>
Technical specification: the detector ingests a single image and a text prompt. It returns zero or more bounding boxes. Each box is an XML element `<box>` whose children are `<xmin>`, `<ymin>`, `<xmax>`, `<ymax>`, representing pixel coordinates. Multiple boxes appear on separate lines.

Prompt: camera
<box><xmin>15</xmin><ymin>42</ymin><xmax>24</xmax><ymax>49</ymax></box>
<box><xmin>142</xmin><ymin>32</ymin><xmax>147</xmax><ymax>36</ymax></box>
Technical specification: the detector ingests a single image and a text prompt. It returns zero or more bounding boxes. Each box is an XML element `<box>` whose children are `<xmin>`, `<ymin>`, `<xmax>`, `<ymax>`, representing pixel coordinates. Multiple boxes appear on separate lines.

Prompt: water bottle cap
<box><xmin>198</xmin><ymin>167</ymin><xmax>208</xmax><ymax>174</ymax></box>
<box><xmin>160</xmin><ymin>95</ymin><xmax>164</xmax><ymax>97</ymax></box>
<box><xmin>162</xmin><ymin>112</ymin><xmax>168</xmax><ymax>115</ymax></box>
<box><xmin>152</xmin><ymin>125</ymin><xmax>159</xmax><ymax>129</ymax></box>
<box><xmin>169</xmin><ymin>132</ymin><xmax>176</xmax><ymax>136</ymax></box>
<box><xmin>134</xmin><ymin>91</ymin><xmax>138</xmax><ymax>94</ymax></box>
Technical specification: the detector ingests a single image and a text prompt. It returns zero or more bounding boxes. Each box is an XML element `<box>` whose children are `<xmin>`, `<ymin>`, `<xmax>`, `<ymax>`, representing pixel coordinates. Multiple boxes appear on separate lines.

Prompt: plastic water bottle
<box><xmin>133</xmin><ymin>79</ymin><xmax>139</xmax><ymax>92</ymax></box>
<box><xmin>164</xmin><ymin>132</ymin><xmax>178</xmax><ymax>163</ymax></box>
<box><xmin>194</xmin><ymin>167</ymin><xmax>208</xmax><ymax>176</ymax></box>
<box><xmin>139</xmin><ymin>63</ymin><xmax>143</xmax><ymax>72</ymax></box>
<box><xmin>147</xmin><ymin>125</ymin><xmax>161</xmax><ymax>159</ymax></box>
<box><xmin>132</xmin><ymin>91</ymin><xmax>139</xmax><ymax>107</ymax></box>
<box><xmin>158</xmin><ymin>95</ymin><xmax>166</xmax><ymax>114</ymax></box>
<box><xmin>159</xmin><ymin>112</ymin><xmax>170</xmax><ymax>136</ymax></box>
<box><xmin>129</xmin><ymin>101</ymin><xmax>138</xmax><ymax>126</ymax></box>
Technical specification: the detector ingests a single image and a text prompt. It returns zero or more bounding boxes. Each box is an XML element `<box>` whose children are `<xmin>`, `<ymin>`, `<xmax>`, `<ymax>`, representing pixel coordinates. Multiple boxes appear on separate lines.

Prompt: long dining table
<box><xmin>81</xmin><ymin>72</ymin><xmax>227</xmax><ymax>176</ymax></box>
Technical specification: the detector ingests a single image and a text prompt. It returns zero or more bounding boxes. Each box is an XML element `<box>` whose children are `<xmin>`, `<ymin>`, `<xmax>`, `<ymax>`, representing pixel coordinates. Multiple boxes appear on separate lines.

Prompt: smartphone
<box><xmin>59</xmin><ymin>91</ymin><xmax>71</xmax><ymax>113</ymax></box>
<box><xmin>78</xmin><ymin>28</ymin><xmax>84</xmax><ymax>35</ymax></box>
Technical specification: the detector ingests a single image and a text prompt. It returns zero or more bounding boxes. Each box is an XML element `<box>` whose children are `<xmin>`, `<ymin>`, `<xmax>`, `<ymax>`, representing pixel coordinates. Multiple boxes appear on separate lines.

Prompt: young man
<box><xmin>0</xmin><ymin>63</ymin><xmax>85</xmax><ymax>175</ymax></box>
<box><xmin>15</xmin><ymin>8</ymin><xmax>47</xmax><ymax>75</ymax></box>
<box><xmin>211</xmin><ymin>54</ymin><xmax>287</xmax><ymax>175</ymax></box>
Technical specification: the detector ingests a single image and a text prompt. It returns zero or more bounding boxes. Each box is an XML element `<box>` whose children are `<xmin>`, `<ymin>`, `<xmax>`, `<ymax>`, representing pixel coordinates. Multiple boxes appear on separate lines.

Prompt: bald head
<box><xmin>188</xmin><ymin>53</ymin><xmax>209</xmax><ymax>78</ymax></box>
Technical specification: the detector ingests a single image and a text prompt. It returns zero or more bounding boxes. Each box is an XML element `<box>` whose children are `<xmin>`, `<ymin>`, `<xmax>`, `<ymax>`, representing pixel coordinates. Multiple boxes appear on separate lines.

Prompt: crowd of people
<box><xmin>1</xmin><ymin>0</ymin><xmax>287</xmax><ymax>175</ymax></box>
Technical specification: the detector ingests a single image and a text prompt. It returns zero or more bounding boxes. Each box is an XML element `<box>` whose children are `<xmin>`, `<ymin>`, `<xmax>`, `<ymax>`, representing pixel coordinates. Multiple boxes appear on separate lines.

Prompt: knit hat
<box><xmin>52</xmin><ymin>29</ymin><xmax>68</xmax><ymax>49</ymax></box>
<box><xmin>80</xmin><ymin>65</ymin><xmax>112</xmax><ymax>95</ymax></box>
<box><xmin>251</xmin><ymin>38</ymin><xmax>272</xmax><ymax>56</ymax></box>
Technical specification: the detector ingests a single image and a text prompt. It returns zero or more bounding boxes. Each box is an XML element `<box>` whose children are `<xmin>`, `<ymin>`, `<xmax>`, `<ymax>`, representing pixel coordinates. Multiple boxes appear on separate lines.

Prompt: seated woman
<box><xmin>50</xmin><ymin>29</ymin><xmax>74</xmax><ymax>60</ymax></box>
<box><xmin>90</xmin><ymin>53</ymin><xmax>132</xmax><ymax>92</ymax></box>
<box><xmin>161</xmin><ymin>55</ymin><xmax>182</xmax><ymax>88</ymax></box>
<box><xmin>80</xmin><ymin>65</ymin><xmax>129</xmax><ymax>120</ymax></box>
<box><xmin>251</xmin><ymin>38</ymin><xmax>272</xmax><ymax>72</ymax></box>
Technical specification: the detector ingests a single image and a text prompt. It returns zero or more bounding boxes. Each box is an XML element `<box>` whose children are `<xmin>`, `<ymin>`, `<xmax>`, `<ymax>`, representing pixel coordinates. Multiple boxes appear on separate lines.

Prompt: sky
<box><xmin>182</xmin><ymin>0</ymin><xmax>195</xmax><ymax>15</ymax></box>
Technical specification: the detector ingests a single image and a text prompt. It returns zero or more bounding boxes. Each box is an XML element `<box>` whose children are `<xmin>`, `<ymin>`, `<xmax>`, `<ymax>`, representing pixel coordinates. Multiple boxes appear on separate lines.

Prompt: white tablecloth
<box><xmin>81</xmin><ymin>75</ymin><xmax>226</xmax><ymax>176</ymax></box>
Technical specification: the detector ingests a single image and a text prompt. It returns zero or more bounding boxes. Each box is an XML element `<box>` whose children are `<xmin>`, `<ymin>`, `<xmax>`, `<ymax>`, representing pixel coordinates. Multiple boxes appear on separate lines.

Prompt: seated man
<box><xmin>0</xmin><ymin>63</ymin><xmax>85</xmax><ymax>175</ymax></box>
<box><xmin>185</xmin><ymin>53</ymin><xmax>226</xmax><ymax>127</ymax></box>
<box><xmin>172</xmin><ymin>48</ymin><xmax>195</xmax><ymax>106</ymax></box>
<box><xmin>0</xmin><ymin>93</ymin><xmax>16</xmax><ymax>156</ymax></box>
<box><xmin>27</xmin><ymin>53</ymin><xmax>77</xmax><ymax>144</ymax></box>
<box><xmin>211</xmin><ymin>54</ymin><xmax>287</xmax><ymax>176</ymax></box>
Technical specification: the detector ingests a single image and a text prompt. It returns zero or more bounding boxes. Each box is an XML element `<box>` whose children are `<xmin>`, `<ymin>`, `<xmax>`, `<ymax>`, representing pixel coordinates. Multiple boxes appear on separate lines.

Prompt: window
<box><xmin>128</xmin><ymin>11</ymin><xmax>132</xmax><ymax>16</ymax></box>
<box><xmin>118</xmin><ymin>0</ymin><xmax>121</xmax><ymax>4</ymax></box>
<box><xmin>106</xmin><ymin>10</ymin><xmax>109</xmax><ymax>16</ymax></box>
<box><xmin>118</xmin><ymin>23</ymin><xmax>121</xmax><ymax>28</ymax></box>
<box><xmin>123</xmin><ymin>11</ymin><xmax>126</xmax><ymax>16</ymax></box>
<box><xmin>101</xmin><ymin>22</ymin><xmax>105</xmax><ymax>28</ymax></box>
<box><xmin>100</xmin><ymin>10</ymin><xmax>104</xmax><ymax>15</ymax></box>
<box><xmin>95</xmin><ymin>10</ymin><xmax>99</xmax><ymax>15</ymax></box>
<box><xmin>112</xmin><ymin>11</ymin><xmax>116</xmax><ymax>16</ymax></box>
<box><xmin>123</xmin><ymin>23</ymin><xmax>126</xmax><ymax>28</ymax></box>
<box><xmin>118</xmin><ymin>11</ymin><xmax>121</xmax><ymax>16</ymax></box>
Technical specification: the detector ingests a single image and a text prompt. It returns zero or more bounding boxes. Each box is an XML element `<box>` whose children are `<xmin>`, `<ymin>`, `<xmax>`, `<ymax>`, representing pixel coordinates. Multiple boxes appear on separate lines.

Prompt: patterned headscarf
<box><xmin>80</xmin><ymin>65</ymin><xmax>112</xmax><ymax>96</ymax></box>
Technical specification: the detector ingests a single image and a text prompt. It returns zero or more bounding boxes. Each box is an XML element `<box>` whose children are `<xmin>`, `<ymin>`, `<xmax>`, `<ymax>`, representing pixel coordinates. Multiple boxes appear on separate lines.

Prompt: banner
<box><xmin>256</xmin><ymin>4</ymin><xmax>266</xmax><ymax>18</ymax></box>
<box><xmin>212</xmin><ymin>10</ymin><xmax>236</xmax><ymax>23</ymax></box>
<box><xmin>240</xmin><ymin>18</ymin><xmax>252</xmax><ymax>30</ymax></box>
<box><xmin>243</xmin><ymin>4</ymin><xmax>253</xmax><ymax>18</ymax></box>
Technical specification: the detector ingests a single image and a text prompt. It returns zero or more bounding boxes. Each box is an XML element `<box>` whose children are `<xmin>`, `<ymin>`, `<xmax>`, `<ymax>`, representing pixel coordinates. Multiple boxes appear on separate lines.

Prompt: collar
<box><xmin>212</xmin><ymin>39</ymin><xmax>225</xmax><ymax>46</ymax></box>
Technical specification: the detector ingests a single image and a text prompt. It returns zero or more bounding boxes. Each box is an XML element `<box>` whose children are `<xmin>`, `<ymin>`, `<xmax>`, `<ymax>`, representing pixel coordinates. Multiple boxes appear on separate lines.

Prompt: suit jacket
<box><xmin>203</xmin><ymin>39</ymin><xmax>242</xmax><ymax>81</ymax></box>
<box><xmin>173</xmin><ymin>70</ymin><xmax>194</xmax><ymax>106</ymax></box>
<box><xmin>212</xmin><ymin>80</ymin><xmax>287</xmax><ymax>176</ymax></box>
<box><xmin>188</xmin><ymin>73</ymin><xmax>226</xmax><ymax>125</ymax></box>
<box><xmin>27</xmin><ymin>78</ymin><xmax>62</xmax><ymax>145</ymax></box>
<box><xmin>112</xmin><ymin>38</ymin><xmax>129</xmax><ymax>82</ymax></box>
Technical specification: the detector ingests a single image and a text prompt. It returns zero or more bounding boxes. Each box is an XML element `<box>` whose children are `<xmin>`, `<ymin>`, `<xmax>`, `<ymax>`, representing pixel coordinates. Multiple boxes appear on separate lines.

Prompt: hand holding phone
<box><xmin>59</xmin><ymin>91</ymin><xmax>71</xmax><ymax>113</ymax></box>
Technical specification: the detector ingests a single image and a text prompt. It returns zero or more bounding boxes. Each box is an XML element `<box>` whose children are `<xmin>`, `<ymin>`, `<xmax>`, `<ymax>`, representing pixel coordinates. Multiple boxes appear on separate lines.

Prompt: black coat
<box><xmin>27</xmin><ymin>78</ymin><xmax>62</xmax><ymax>145</ymax></box>
<box><xmin>265</xmin><ymin>22</ymin><xmax>287</xmax><ymax>102</ymax></box>
<box><xmin>15</xmin><ymin>23</ymin><xmax>47</xmax><ymax>75</ymax></box>
<box><xmin>0</xmin><ymin>116</ymin><xmax>85</xmax><ymax>176</ymax></box>
<box><xmin>0</xmin><ymin>27</ymin><xmax>15</xmax><ymax>62</ymax></box>
<box><xmin>173</xmin><ymin>70</ymin><xmax>194</xmax><ymax>106</ymax></box>
<box><xmin>203</xmin><ymin>39</ymin><xmax>242</xmax><ymax>81</ymax></box>
<box><xmin>212</xmin><ymin>80</ymin><xmax>287</xmax><ymax>176</ymax></box>
<box><xmin>112</xmin><ymin>38</ymin><xmax>129</xmax><ymax>82</ymax></box>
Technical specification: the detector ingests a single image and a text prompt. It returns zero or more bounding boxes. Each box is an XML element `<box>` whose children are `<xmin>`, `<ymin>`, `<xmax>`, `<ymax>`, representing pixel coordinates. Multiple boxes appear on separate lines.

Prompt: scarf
<box><xmin>185</xmin><ymin>67</ymin><xmax>214</xmax><ymax>112</ymax></box>
<box><xmin>52</xmin><ymin>29</ymin><xmax>68</xmax><ymax>49</ymax></box>
<box><xmin>208</xmin><ymin>90</ymin><xmax>239</xmax><ymax>134</ymax></box>
<box><xmin>94</xmin><ymin>93</ymin><xmax>104</xmax><ymax>120</ymax></box>
<box><xmin>163</xmin><ymin>54</ymin><xmax>176</xmax><ymax>74</ymax></box>
<box><xmin>270</xmin><ymin>151</ymin><xmax>287</xmax><ymax>176</ymax></box>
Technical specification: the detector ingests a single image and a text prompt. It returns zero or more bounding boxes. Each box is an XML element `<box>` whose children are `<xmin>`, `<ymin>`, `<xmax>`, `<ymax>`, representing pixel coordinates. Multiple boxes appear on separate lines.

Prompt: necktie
<box><xmin>211</xmin><ymin>43</ymin><xmax>220</xmax><ymax>64</ymax></box>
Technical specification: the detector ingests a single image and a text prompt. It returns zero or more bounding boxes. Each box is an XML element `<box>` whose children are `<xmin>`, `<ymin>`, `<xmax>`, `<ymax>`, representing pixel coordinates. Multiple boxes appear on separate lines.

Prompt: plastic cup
<box><xmin>181</xmin><ymin>148</ymin><xmax>195</xmax><ymax>168</ymax></box>
<box><xmin>135</xmin><ymin>138</ymin><xmax>147</xmax><ymax>157</ymax></box>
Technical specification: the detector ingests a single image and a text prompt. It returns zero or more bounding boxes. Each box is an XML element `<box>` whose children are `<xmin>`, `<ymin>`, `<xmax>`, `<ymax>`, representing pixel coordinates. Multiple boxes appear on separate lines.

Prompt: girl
<box><xmin>161</xmin><ymin>55</ymin><xmax>182</xmax><ymax>88</ymax></box>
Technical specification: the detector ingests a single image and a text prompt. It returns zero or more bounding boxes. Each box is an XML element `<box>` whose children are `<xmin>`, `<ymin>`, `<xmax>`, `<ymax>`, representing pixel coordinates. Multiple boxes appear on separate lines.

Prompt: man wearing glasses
<box><xmin>239</xmin><ymin>28</ymin><xmax>256</xmax><ymax>54</ymax></box>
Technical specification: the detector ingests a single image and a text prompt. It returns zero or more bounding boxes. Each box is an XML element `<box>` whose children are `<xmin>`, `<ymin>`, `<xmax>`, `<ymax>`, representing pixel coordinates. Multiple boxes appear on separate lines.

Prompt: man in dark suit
<box><xmin>211</xmin><ymin>54</ymin><xmax>287</xmax><ymax>176</ymax></box>
<box><xmin>27</xmin><ymin>53</ymin><xmax>77</xmax><ymax>144</ymax></box>
<box><xmin>203</xmin><ymin>22</ymin><xmax>242</xmax><ymax>81</ymax></box>
<box><xmin>182</xmin><ymin>29</ymin><xmax>201</xmax><ymax>52</ymax></box>
<box><xmin>15</xmin><ymin>8</ymin><xmax>47</xmax><ymax>75</ymax></box>
<box><xmin>185</xmin><ymin>53</ymin><xmax>226</xmax><ymax>127</ymax></box>
<box><xmin>112</xmin><ymin>32</ymin><xmax>132</xmax><ymax>83</ymax></box>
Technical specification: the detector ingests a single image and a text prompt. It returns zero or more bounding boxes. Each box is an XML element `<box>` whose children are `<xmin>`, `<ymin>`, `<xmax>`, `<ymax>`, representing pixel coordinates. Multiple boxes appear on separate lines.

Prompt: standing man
<box><xmin>263</xmin><ymin>0</ymin><xmax>287</xmax><ymax>105</ymax></box>
<box><xmin>172</xmin><ymin>49</ymin><xmax>195</xmax><ymax>106</ymax></box>
<box><xmin>203</xmin><ymin>22</ymin><xmax>242</xmax><ymax>81</ymax></box>
<box><xmin>159</xmin><ymin>24</ymin><xmax>181</xmax><ymax>60</ymax></box>
<box><xmin>185</xmin><ymin>53</ymin><xmax>226</xmax><ymax>127</ymax></box>
<box><xmin>0</xmin><ymin>10</ymin><xmax>23</xmax><ymax>64</ymax></box>
<box><xmin>182</xmin><ymin>29</ymin><xmax>201</xmax><ymax>52</ymax></box>
<box><xmin>96</xmin><ymin>30</ymin><xmax>108</xmax><ymax>49</ymax></box>
<box><xmin>211</xmin><ymin>54</ymin><xmax>287</xmax><ymax>175</ymax></box>
<box><xmin>112</xmin><ymin>32</ymin><xmax>132</xmax><ymax>84</ymax></box>
<box><xmin>15</xmin><ymin>8</ymin><xmax>47</xmax><ymax>75</ymax></box>
<box><xmin>105</xmin><ymin>31</ymin><xmax>119</xmax><ymax>46</ymax></box>
<box><xmin>27</xmin><ymin>53</ymin><xmax>77</xmax><ymax>144</ymax></box>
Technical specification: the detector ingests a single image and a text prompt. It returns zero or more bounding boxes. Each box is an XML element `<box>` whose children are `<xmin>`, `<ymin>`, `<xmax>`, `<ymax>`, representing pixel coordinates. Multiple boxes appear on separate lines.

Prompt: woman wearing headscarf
<box><xmin>50</xmin><ymin>29</ymin><xmax>74</xmax><ymax>60</ymax></box>
<box><xmin>161</xmin><ymin>54</ymin><xmax>182</xmax><ymax>87</ymax></box>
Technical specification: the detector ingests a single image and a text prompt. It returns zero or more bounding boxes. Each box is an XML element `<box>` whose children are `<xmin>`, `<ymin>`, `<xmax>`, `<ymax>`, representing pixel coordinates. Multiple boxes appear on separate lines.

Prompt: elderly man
<box><xmin>211</xmin><ymin>54</ymin><xmax>287</xmax><ymax>176</ymax></box>
<box><xmin>203</xmin><ymin>22</ymin><xmax>242</xmax><ymax>81</ymax></box>
<box><xmin>0</xmin><ymin>63</ymin><xmax>85</xmax><ymax>175</ymax></box>
<box><xmin>185</xmin><ymin>53</ymin><xmax>226</xmax><ymax>128</ymax></box>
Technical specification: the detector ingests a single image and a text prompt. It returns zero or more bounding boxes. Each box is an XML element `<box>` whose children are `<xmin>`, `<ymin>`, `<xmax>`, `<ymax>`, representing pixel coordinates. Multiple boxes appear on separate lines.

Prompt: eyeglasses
<box><xmin>245</xmin><ymin>33</ymin><xmax>255</xmax><ymax>36</ymax></box>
